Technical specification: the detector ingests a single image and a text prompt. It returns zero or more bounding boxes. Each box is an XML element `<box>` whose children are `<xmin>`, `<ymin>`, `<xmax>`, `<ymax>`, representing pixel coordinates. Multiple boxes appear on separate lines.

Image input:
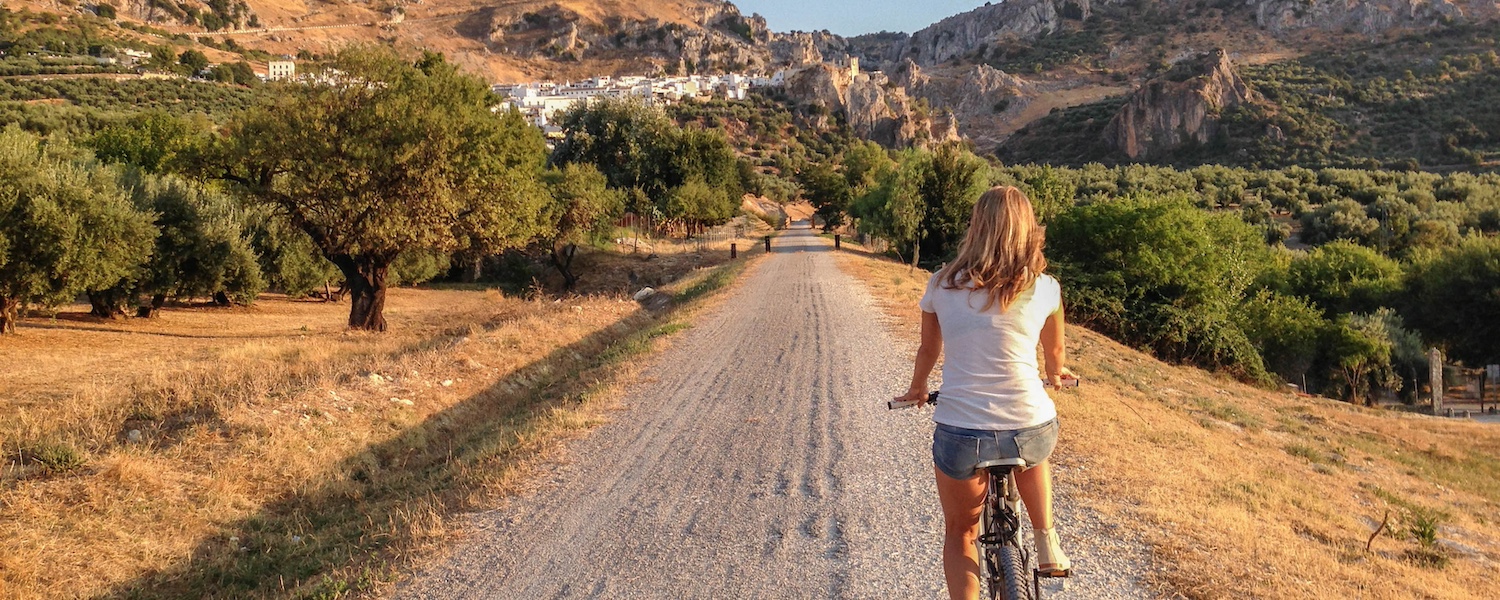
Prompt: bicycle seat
<box><xmin>975</xmin><ymin>458</ymin><xmax>1028</xmax><ymax>470</ymax></box>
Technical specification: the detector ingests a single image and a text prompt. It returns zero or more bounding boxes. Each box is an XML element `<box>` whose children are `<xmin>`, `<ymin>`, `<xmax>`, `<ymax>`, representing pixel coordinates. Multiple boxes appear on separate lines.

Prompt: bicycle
<box><xmin>889</xmin><ymin>380</ymin><xmax>1078</xmax><ymax>600</ymax></box>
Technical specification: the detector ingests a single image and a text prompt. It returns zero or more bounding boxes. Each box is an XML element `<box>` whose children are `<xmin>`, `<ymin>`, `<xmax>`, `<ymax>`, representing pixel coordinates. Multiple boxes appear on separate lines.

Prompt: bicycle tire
<box><xmin>994</xmin><ymin>543</ymin><xmax>1035</xmax><ymax>600</ymax></box>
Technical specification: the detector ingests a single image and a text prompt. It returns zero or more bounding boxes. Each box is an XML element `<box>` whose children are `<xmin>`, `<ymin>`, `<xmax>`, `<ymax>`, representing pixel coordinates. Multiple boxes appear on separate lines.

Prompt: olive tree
<box><xmin>542</xmin><ymin>163</ymin><xmax>623</xmax><ymax>290</ymax></box>
<box><xmin>0</xmin><ymin>128</ymin><xmax>154</xmax><ymax>333</ymax></box>
<box><xmin>102</xmin><ymin>174</ymin><xmax>264</xmax><ymax>317</ymax></box>
<box><xmin>210</xmin><ymin>48</ymin><xmax>551</xmax><ymax>330</ymax></box>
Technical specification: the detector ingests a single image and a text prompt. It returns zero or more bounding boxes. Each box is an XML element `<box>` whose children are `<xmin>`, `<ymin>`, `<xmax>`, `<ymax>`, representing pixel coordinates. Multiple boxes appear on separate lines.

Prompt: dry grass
<box><xmin>0</xmin><ymin>246</ymin><xmax>765</xmax><ymax>599</ymax></box>
<box><xmin>835</xmin><ymin>251</ymin><xmax>1500</xmax><ymax>600</ymax></box>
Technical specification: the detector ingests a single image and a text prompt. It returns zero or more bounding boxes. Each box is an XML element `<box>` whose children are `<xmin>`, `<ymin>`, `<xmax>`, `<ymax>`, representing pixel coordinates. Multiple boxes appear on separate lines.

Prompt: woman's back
<box><xmin>920</xmin><ymin>273</ymin><xmax>1061</xmax><ymax>431</ymax></box>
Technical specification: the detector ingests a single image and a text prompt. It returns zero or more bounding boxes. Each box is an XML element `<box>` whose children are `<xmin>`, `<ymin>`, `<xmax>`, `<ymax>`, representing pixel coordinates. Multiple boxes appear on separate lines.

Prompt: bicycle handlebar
<box><xmin>887</xmin><ymin>377</ymin><xmax>1081</xmax><ymax>410</ymax></box>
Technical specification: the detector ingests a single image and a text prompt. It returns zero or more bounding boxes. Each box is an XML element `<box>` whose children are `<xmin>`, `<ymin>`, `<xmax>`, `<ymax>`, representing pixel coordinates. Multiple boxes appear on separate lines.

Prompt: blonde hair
<box><xmin>938</xmin><ymin>186</ymin><xmax>1047</xmax><ymax>312</ymax></box>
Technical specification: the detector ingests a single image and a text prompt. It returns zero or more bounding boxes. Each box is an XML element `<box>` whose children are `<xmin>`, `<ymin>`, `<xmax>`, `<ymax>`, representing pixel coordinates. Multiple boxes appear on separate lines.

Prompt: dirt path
<box><xmin>396</xmin><ymin>226</ymin><xmax>1155</xmax><ymax>599</ymax></box>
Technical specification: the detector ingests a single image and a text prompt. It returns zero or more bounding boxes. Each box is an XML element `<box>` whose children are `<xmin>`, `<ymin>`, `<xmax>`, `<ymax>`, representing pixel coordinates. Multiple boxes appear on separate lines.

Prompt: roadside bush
<box><xmin>1048</xmin><ymin>194</ymin><xmax>1272</xmax><ymax>382</ymax></box>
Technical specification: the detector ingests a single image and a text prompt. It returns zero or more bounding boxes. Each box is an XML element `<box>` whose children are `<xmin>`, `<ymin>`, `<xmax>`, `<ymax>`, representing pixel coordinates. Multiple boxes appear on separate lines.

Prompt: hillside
<box><xmin>8</xmin><ymin>0</ymin><xmax>1500</xmax><ymax>166</ymax></box>
<box><xmin>836</xmin><ymin>246</ymin><xmax>1500</xmax><ymax>599</ymax></box>
<box><xmin>999</xmin><ymin>22</ymin><xmax>1500</xmax><ymax>169</ymax></box>
<box><xmin>5</xmin><ymin>0</ymin><xmax>840</xmax><ymax>82</ymax></box>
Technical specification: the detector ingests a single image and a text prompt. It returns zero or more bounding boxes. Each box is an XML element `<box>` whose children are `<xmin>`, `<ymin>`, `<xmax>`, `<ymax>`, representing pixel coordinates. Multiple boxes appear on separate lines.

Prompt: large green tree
<box><xmin>851</xmin><ymin>149</ymin><xmax>927</xmax><ymax>267</ymax></box>
<box><xmin>0</xmin><ymin>128</ymin><xmax>154</xmax><ymax>333</ymax></box>
<box><xmin>209</xmin><ymin>48</ymin><xmax>551</xmax><ymax>330</ymax></box>
<box><xmin>1401</xmin><ymin>236</ymin><xmax>1500</xmax><ymax>364</ymax></box>
<box><xmin>915</xmin><ymin>143</ymin><xmax>989</xmax><ymax>265</ymax></box>
<box><xmin>796</xmin><ymin>160</ymin><xmax>852</xmax><ymax>232</ymax></box>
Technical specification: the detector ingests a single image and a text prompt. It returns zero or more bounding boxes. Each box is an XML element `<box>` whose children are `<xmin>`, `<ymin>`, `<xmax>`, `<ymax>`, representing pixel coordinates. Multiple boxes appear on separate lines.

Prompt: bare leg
<box><xmin>935</xmin><ymin>465</ymin><xmax>986</xmax><ymax>600</ymax></box>
<box><xmin>1014</xmin><ymin>460</ymin><xmax>1054</xmax><ymax>530</ymax></box>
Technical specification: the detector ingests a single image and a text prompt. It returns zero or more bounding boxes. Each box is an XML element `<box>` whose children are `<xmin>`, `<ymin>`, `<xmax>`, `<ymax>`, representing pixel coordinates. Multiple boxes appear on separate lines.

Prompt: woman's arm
<box><xmin>1040</xmin><ymin>304</ymin><xmax>1076</xmax><ymax>388</ymax></box>
<box><xmin>895</xmin><ymin>311</ymin><xmax>943</xmax><ymax>404</ymax></box>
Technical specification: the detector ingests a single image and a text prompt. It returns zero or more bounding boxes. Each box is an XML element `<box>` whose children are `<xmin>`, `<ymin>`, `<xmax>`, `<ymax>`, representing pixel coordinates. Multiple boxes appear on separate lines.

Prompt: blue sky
<box><xmin>732</xmin><ymin>1</ymin><xmax>990</xmax><ymax>36</ymax></box>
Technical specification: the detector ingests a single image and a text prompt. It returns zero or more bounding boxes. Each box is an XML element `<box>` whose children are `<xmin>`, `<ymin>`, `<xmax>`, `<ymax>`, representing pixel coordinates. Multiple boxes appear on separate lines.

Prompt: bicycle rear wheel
<box><xmin>994</xmin><ymin>543</ymin><xmax>1036</xmax><ymax>600</ymax></box>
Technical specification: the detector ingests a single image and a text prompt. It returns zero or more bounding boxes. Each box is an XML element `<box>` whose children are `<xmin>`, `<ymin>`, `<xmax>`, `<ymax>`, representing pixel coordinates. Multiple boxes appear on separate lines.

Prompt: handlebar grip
<box><xmin>888</xmin><ymin>391</ymin><xmax>940</xmax><ymax>410</ymax></box>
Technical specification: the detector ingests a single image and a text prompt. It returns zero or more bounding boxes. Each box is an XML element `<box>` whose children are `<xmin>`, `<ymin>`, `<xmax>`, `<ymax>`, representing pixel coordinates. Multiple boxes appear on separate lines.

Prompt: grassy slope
<box><xmin>835</xmin><ymin>248</ymin><xmax>1500</xmax><ymax>599</ymax></box>
<box><xmin>0</xmin><ymin>244</ymin><xmax>767</xmax><ymax>599</ymax></box>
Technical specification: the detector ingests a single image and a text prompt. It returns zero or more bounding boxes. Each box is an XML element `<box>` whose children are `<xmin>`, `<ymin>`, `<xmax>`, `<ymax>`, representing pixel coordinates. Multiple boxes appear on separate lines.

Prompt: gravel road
<box><xmin>397</xmin><ymin>226</ymin><xmax>1156</xmax><ymax>599</ymax></box>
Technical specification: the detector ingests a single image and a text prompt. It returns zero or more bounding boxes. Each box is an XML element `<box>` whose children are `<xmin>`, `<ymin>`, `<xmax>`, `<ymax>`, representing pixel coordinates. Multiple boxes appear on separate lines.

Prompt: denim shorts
<box><xmin>932</xmin><ymin>419</ymin><xmax>1060</xmax><ymax>480</ymax></box>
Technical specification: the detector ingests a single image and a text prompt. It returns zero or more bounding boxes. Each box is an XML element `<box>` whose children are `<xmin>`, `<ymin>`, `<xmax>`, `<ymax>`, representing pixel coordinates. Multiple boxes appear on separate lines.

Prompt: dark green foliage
<box><xmin>1285</xmin><ymin>241</ymin><xmax>1405</xmax><ymax>316</ymax></box>
<box><xmin>915</xmin><ymin>144</ymin><xmax>989</xmax><ymax>265</ymax></box>
<box><xmin>551</xmin><ymin>97</ymin><xmax>743</xmax><ymax>227</ymax></box>
<box><xmin>389</xmin><ymin>249</ymin><xmax>450</xmax><ymax>287</ymax></box>
<box><xmin>208</xmin><ymin>61</ymin><xmax>259</xmax><ymax>86</ymax></box>
<box><xmin>1401</xmin><ymin>236</ymin><xmax>1500</xmax><ymax>364</ymax></box>
<box><xmin>796</xmin><ymin>160</ymin><xmax>852</xmax><ymax>231</ymax></box>
<box><xmin>178</xmin><ymin>49</ymin><xmax>209</xmax><ymax>75</ymax></box>
<box><xmin>244</xmin><ymin>214</ymin><xmax>336</xmax><ymax>298</ymax></box>
<box><xmin>0</xmin><ymin>127</ymin><xmax>154</xmax><ymax>332</ymax></box>
<box><xmin>1047</xmin><ymin>194</ymin><xmax>1272</xmax><ymax>381</ymax></box>
<box><xmin>1236</xmin><ymin>290</ymin><xmax>1325</xmax><ymax>384</ymax></box>
<box><xmin>119</xmin><ymin>173</ymin><xmax>265</xmax><ymax>311</ymax></box>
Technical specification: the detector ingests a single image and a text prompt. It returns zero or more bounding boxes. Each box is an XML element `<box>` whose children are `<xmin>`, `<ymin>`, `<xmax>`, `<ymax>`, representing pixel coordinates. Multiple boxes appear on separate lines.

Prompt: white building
<box><xmin>267</xmin><ymin>60</ymin><xmax>295</xmax><ymax>81</ymax></box>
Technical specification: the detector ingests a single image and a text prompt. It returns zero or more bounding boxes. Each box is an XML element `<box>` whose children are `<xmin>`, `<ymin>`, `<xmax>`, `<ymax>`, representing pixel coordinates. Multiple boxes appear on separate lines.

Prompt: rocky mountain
<box><xmin>781</xmin><ymin>62</ymin><xmax>960</xmax><ymax>148</ymax></box>
<box><xmin>1101</xmin><ymin>49</ymin><xmax>1257</xmax><ymax>160</ymax></box>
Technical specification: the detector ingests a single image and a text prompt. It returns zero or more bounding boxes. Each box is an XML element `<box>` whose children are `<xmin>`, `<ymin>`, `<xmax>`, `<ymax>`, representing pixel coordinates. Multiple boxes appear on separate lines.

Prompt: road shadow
<box><xmin>96</xmin><ymin>304</ymin><xmax>684</xmax><ymax>599</ymax></box>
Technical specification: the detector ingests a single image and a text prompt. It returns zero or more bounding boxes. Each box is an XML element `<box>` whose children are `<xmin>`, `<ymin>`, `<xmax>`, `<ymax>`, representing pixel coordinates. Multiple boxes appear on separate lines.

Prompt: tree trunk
<box><xmin>136</xmin><ymin>294</ymin><xmax>167</xmax><ymax>318</ymax></box>
<box><xmin>333</xmin><ymin>255</ymin><xmax>390</xmax><ymax>331</ymax></box>
<box><xmin>551</xmin><ymin>243</ymin><xmax>580</xmax><ymax>291</ymax></box>
<box><xmin>87</xmin><ymin>289</ymin><xmax>129</xmax><ymax>319</ymax></box>
<box><xmin>909</xmin><ymin>241</ymin><xmax>921</xmax><ymax>274</ymax></box>
<box><xmin>466</xmin><ymin>256</ymin><xmax>483</xmax><ymax>283</ymax></box>
<box><xmin>0</xmin><ymin>295</ymin><xmax>18</xmax><ymax>334</ymax></box>
<box><xmin>212</xmin><ymin>291</ymin><xmax>232</xmax><ymax>306</ymax></box>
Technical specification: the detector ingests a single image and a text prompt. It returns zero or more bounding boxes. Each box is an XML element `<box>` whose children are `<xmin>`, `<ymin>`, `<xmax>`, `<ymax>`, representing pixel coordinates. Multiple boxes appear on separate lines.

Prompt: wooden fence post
<box><xmin>1430</xmin><ymin>347</ymin><xmax>1444</xmax><ymax>414</ymax></box>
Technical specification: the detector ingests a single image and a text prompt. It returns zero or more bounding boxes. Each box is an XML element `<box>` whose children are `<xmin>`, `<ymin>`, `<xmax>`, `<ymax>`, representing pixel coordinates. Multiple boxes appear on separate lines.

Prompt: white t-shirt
<box><xmin>919</xmin><ymin>272</ymin><xmax>1061</xmax><ymax>431</ymax></box>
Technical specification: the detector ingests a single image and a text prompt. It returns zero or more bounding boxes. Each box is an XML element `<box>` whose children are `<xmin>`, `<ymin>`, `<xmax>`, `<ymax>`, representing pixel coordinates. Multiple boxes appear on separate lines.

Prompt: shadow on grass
<box><xmin>98</xmin><ymin>260</ymin><xmax>754</xmax><ymax>600</ymax></box>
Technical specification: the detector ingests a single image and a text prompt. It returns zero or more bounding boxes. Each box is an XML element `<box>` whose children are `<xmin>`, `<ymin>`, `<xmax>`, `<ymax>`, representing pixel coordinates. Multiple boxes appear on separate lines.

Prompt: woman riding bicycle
<box><xmin>893</xmin><ymin>186</ymin><xmax>1074</xmax><ymax>599</ymax></box>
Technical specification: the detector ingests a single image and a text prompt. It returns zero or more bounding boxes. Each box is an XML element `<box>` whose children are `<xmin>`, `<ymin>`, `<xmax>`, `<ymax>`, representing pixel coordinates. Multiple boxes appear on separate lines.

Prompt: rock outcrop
<box><xmin>1103</xmin><ymin>49</ymin><xmax>1255</xmax><ymax>160</ymax></box>
<box><xmin>846</xmin><ymin>0</ymin><xmax>1065</xmax><ymax>70</ymax></box>
<box><xmin>783</xmin><ymin>63</ymin><xmax>945</xmax><ymax>149</ymax></box>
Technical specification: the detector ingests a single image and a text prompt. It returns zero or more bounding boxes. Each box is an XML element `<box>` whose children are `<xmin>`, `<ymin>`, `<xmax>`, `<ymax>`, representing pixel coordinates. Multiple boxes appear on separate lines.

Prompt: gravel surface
<box><xmin>396</xmin><ymin>227</ymin><xmax>1157</xmax><ymax>599</ymax></box>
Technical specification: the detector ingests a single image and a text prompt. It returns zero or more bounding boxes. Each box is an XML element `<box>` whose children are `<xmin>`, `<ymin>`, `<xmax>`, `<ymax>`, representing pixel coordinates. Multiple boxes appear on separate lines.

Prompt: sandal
<box><xmin>1035</xmin><ymin>527</ymin><xmax>1072</xmax><ymax>577</ymax></box>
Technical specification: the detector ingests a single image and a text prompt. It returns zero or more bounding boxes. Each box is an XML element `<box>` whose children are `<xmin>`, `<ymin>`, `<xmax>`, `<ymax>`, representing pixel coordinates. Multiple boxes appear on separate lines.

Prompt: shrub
<box><xmin>1048</xmin><ymin>194</ymin><xmax>1272</xmax><ymax>381</ymax></box>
